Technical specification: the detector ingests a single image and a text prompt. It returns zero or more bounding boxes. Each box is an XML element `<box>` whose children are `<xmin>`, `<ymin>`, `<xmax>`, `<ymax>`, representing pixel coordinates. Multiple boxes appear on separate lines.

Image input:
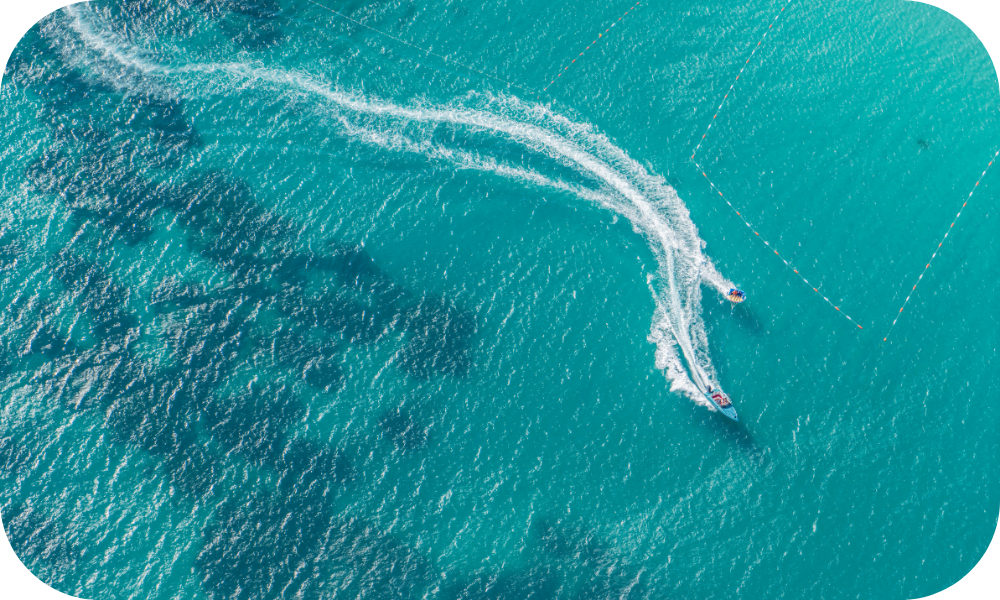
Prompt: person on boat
<box><xmin>710</xmin><ymin>390</ymin><xmax>732</xmax><ymax>408</ymax></box>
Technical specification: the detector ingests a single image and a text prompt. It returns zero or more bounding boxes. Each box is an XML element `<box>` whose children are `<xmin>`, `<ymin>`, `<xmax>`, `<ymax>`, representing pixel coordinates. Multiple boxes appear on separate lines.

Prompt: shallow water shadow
<box><xmin>398</xmin><ymin>295</ymin><xmax>477</xmax><ymax>379</ymax></box>
<box><xmin>161</xmin><ymin>293</ymin><xmax>260</xmax><ymax>380</ymax></box>
<box><xmin>198</xmin><ymin>490</ymin><xmax>432</xmax><ymax>600</ymax></box>
<box><xmin>190</xmin><ymin>0</ymin><xmax>285</xmax><ymax>50</ymax></box>
<box><xmin>274</xmin><ymin>440</ymin><xmax>355</xmax><ymax>510</ymax></box>
<box><xmin>203</xmin><ymin>382</ymin><xmax>306</xmax><ymax>466</ymax></box>
<box><xmin>49</xmin><ymin>251</ymin><xmax>141</xmax><ymax>346</ymax></box>
<box><xmin>150</xmin><ymin>279</ymin><xmax>210</xmax><ymax>311</ymax></box>
<box><xmin>12</xmin><ymin>28</ymin><xmax>116</xmax><ymax>115</ymax></box>
<box><xmin>378</xmin><ymin>405</ymin><xmax>429</xmax><ymax>453</ymax></box>
<box><xmin>0</xmin><ymin>236</ymin><xmax>21</xmax><ymax>270</ymax></box>
<box><xmin>26</xmin><ymin>149</ymin><xmax>160</xmax><ymax>246</ymax></box>
<box><xmin>690</xmin><ymin>407</ymin><xmax>767</xmax><ymax>463</ymax></box>
<box><xmin>322</xmin><ymin>241</ymin><xmax>401</xmax><ymax>300</ymax></box>
<box><xmin>248</xmin><ymin>324</ymin><xmax>346</xmax><ymax>391</ymax></box>
<box><xmin>103</xmin><ymin>374</ymin><xmax>200</xmax><ymax>455</ymax></box>
<box><xmin>196</xmin><ymin>492</ymin><xmax>327</xmax><ymax>600</ymax></box>
<box><xmin>278</xmin><ymin>287</ymin><xmax>401</xmax><ymax>346</ymax></box>
<box><xmin>318</xmin><ymin>517</ymin><xmax>434</xmax><ymax>600</ymax></box>
<box><xmin>23</xmin><ymin>322</ymin><xmax>75</xmax><ymax>359</ymax></box>
<box><xmin>123</xmin><ymin>93</ymin><xmax>202</xmax><ymax>152</ymax></box>
<box><xmin>19</xmin><ymin>25</ymin><xmax>201</xmax><ymax>170</ymax></box>
<box><xmin>1</xmin><ymin>501</ymin><xmax>79</xmax><ymax>581</ymax></box>
<box><xmin>534</xmin><ymin>517</ymin><xmax>609</xmax><ymax>567</ymax></box>
<box><xmin>0</xmin><ymin>434</ymin><xmax>36</xmax><ymax>481</ymax></box>
<box><xmin>530</xmin><ymin>515</ymin><xmax>647</xmax><ymax>598</ymax></box>
<box><xmin>732</xmin><ymin>302</ymin><xmax>766</xmax><ymax>337</ymax></box>
<box><xmin>161</xmin><ymin>440</ymin><xmax>220</xmax><ymax>498</ymax></box>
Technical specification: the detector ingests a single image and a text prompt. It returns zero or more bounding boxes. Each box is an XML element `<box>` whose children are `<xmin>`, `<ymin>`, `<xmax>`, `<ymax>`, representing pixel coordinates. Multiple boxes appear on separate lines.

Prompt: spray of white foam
<box><xmin>61</xmin><ymin>5</ymin><xmax>736</xmax><ymax>407</ymax></box>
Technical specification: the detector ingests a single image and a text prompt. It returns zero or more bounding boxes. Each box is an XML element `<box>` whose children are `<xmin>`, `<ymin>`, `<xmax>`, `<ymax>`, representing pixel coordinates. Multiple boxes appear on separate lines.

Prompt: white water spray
<box><xmin>60</xmin><ymin>6</ymin><xmax>737</xmax><ymax>408</ymax></box>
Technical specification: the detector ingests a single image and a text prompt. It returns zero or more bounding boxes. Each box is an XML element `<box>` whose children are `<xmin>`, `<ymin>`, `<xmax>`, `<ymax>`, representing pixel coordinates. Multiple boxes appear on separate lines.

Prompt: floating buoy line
<box><xmin>881</xmin><ymin>150</ymin><xmax>999</xmax><ymax>343</ymax></box>
<box><xmin>301</xmin><ymin>0</ymin><xmax>537</xmax><ymax>95</ymax></box>
<box><xmin>302</xmin><ymin>0</ymin><xmax>643</xmax><ymax>97</ymax></box>
<box><xmin>688</xmin><ymin>0</ymin><xmax>865</xmax><ymax>330</ymax></box>
<box><xmin>542</xmin><ymin>1</ymin><xmax>642</xmax><ymax>92</ymax></box>
<box><xmin>691</xmin><ymin>0</ymin><xmax>794</xmax><ymax>160</ymax></box>
<box><xmin>298</xmin><ymin>0</ymin><xmax>993</xmax><ymax>347</ymax></box>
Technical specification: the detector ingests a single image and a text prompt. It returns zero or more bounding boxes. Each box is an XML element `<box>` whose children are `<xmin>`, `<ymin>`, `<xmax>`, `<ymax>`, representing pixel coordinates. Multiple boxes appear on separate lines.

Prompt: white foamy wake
<box><xmin>59</xmin><ymin>6</ymin><xmax>736</xmax><ymax>408</ymax></box>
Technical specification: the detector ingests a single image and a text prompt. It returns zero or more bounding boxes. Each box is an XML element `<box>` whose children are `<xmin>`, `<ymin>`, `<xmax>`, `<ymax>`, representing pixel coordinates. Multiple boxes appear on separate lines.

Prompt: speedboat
<box><xmin>703</xmin><ymin>388</ymin><xmax>738</xmax><ymax>421</ymax></box>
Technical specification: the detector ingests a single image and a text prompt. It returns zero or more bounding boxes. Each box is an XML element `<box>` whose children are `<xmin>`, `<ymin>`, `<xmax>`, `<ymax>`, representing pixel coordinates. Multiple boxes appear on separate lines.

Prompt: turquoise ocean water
<box><xmin>1</xmin><ymin>0</ymin><xmax>998</xmax><ymax>598</ymax></box>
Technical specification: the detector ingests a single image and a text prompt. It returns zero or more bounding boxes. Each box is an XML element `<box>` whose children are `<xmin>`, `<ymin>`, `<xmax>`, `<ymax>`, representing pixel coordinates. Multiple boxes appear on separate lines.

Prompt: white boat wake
<box><xmin>57</xmin><ymin>6</ymin><xmax>737</xmax><ymax>409</ymax></box>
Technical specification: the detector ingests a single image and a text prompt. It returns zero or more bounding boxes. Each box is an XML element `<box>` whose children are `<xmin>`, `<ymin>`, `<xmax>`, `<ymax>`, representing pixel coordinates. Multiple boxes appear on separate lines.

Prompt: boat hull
<box><xmin>703</xmin><ymin>392</ymin><xmax>739</xmax><ymax>421</ymax></box>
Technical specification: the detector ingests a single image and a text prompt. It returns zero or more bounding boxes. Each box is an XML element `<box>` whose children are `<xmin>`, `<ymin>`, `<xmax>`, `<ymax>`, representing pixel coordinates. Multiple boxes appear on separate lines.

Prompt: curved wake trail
<box><xmin>59</xmin><ymin>6</ymin><xmax>737</xmax><ymax>408</ymax></box>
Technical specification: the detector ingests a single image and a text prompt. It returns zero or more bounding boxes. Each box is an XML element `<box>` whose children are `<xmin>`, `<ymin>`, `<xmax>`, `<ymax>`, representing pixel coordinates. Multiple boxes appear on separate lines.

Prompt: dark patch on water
<box><xmin>17</xmin><ymin>25</ymin><xmax>201</xmax><ymax>170</ymax></box>
<box><xmin>188</xmin><ymin>0</ymin><xmax>286</xmax><ymax>51</ymax></box>
<box><xmin>170</xmin><ymin>171</ymin><xmax>298</xmax><ymax>259</ymax></box>
<box><xmin>730</xmin><ymin>302</ymin><xmax>766</xmax><ymax>337</ymax></box>
<box><xmin>203</xmin><ymin>382</ymin><xmax>306</xmax><ymax>465</ymax></box>
<box><xmin>528</xmin><ymin>517</ymin><xmax>649</xmax><ymax>599</ymax></box>
<box><xmin>104</xmin><ymin>374</ymin><xmax>200</xmax><ymax>455</ymax></box>
<box><xmin>2</xmin><ymin>501</ymin><xmax>80</xmax><ymax>581</ymax></box>
<box><xmin>0</xmin><ymin>435</ymin><xmax>35</xmax><ymax>480</ymax></box>
<box><xmin>195</xmin><ymin>448</ymin><xmax>393</xmax><ymax>599</ymax></box>
<box><xmin>50</xmin><ymin>123</ymin><xmax>112</xmax><ymax>148</ymax></box>
<box><xmin>26</xmin><ymin>147</ymin><xmax>161</xmax><ymax>246</ymax></box>
<box><xmin>23</xmin><ymin>323</ymin><xmax>75</xmax><ymax>359</ymax></box>
<box><xmin>534</xmin><ymin>518</ymin><xmax>610</xmax><ymax>567</ymax></box>
<box><xmin>310</xmin><ymin>290</ymin><xmax>400</xmax><ymax>345</ymax></box>
<box><xmin>0</xmin><ymin>235</ymin><xmax>22</xmax><ymax>270</ymax></box>
<box><xmin>29</xmin><ymin>51</ymin><xmax>116</xmax><ymax>116</ymax></box>
<box><xmin>917</xmin><ymin>138</ymin><xmax>930</xmax><ymax>149</ymax></box>
<box><xmin>161</xmin><ymin>294</ymin><xmax>259</xmax><ymax>380</ymax></box>
<box><xmin>150</xmin><ymin>167</ymin><xmax>451</xmax><ymax>387</ymax></box>
<box><xmin>300</xmin><ymin>353</ymin><xmax>345</xmax><ymax>391</ymax></box>
<box><xmin>123</xmin><ymin>93</ymin><xmax>202</xmax><ymax>151</ymax></box>
<box><xmin>274</xmin><ymin>273</ymin><xmax>403</xmax><ymax>345</ymax></box>
<box><xmin>253</xmin><ymin>327</ymin><xmax>310</xmax><ymax>365</ymax></box>
<box><xmin>378</xmin><ymin>406</ymin><xmax>429</xmax><ymax>452</ymax></box>
<box><xmin>321</xmin><ymin>517</ymin><xmax>434</xmax><ymax>599</ymax></box>
<box><xmin>162</xmin><ymin>440</ymin><xmax>220</xmax><ymax>498</ymax></box>
<box><xmin>196</xmin><ymin>492</ymin><xmax>329</xmax><ymax>600</ymax></box>
<box><xmin>398</xmin><ymin>296</ymin><xmax>477</xmax><ymax>379</ymax></box>
<box><xmin>274</xmin><ymin>439</ymin><xmax>354</xmax><ymax>506</ymax></box>
<box><xmin>323</xmin><ymin>241</ymin><xmax>397</xmax><ymax>294</ymax></box>
<box><xmin>73</xmin><ymin>346</ymin><xmax>161</xmax><ymax>411</ymax></box>
<box><xmin>50</xmin><ymin>252</ymin><xmax>141</xmax><ymax>346</ymax></box>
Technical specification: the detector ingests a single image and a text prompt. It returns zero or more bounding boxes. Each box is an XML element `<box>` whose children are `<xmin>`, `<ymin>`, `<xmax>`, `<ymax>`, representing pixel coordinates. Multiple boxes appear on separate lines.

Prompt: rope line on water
<box><xmin>722</xmin><ymin>303</ymin><xmax>736</xmax><ymax>357</ymax></box>
<box><xmin>542</xmin><ymin>1</ymin><xmax>642</xmax><ymax>92</ymax></box>
<box><xmin>881</xmin><ymin>149</ymin><xmax>1000</xmax><ymax>342</ymax></box>
<box><xmin>692</xmin><ymin>162</ymin><xmax>864</xmax><ymax>329</ymax></box>
<box><xmin>689</xmin><ymin>0</ymin><xmax>862</xmax><ymax>330</ymax></box>
<box><xmin>301</xmin><ymin>0</ymin><xmax>537</xmax><ymax>95</ymax></box>
<box><xmin>691</xmin><ymin>0</ymin><xmax>794</xmax><ymax>161</ymax></box>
